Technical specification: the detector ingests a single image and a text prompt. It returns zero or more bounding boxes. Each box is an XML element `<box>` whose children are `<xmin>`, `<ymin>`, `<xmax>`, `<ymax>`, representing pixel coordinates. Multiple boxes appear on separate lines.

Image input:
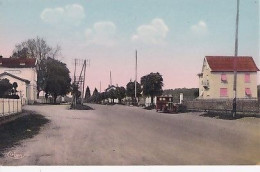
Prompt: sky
<box><xmin>0</xmin><ymin>0</ymin><xmax>259</xmax><ymax>92</ymax></box>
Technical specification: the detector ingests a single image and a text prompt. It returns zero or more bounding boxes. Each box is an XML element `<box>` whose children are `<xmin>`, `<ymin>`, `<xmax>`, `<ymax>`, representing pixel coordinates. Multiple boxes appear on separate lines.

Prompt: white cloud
<box><xmin>131</xmin><ymin>18</ymin><xmax>169</xmax><ymax>44</ymax></box>
<box><xmin>85</xmin><ymin>21</ymin><xmax>117</xmax><ymax>46</ymax></box>
<box><xmin>191</xmin><ymin>20</ymin><xmax>208</xmax><ymax>34</ymax></box>
<box><xmin>40</xmin><ymin>4</ymin><xmax>85</xmax><ymax>25</ymax></box>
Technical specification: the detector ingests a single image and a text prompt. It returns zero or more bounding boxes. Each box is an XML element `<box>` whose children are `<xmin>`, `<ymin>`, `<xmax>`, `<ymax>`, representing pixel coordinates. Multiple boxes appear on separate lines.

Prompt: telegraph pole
<box><xmin>135</xmin><ymin>50</ymin><xmax>137</xmax><ymax>102</ymax></box>
<box><xmin>233</xmin><ymin>0</ymin><xmax>240</xmax><ymax>118</ymax></box>
<box><xmin>110</xmin><ymin>71</ymin><xmax>112</xmax><ymax>86</ymax></box>
<box><xmin>81</xmin><ymin>60</ymin><xmax>87</xmax><ymax>104</ymax></box>
<box><xmin>100</xmin><ymin>81</ymin><xmax>101</xmax><ymax>92</ymax></box>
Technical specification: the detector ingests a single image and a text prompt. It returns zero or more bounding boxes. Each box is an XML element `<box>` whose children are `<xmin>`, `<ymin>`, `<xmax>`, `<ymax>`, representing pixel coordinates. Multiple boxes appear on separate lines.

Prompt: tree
<box><xmin>92</xmin><ymin>88</ymin><xmax>98</xmax><ymax>97</ymax></box>
<box><xmin>84</xmin><ymin>86</ymin><xmax>91</xmax><ymax>100</ymax></box>
<box><xmin>141</xmin><ymin>72</ymin><xmax>164</xmax><ymax>105</ymax></box>
<box><xmin>0</xmin><ymin>79</ymin><xmax>12</xmax><ymax>97</ymax></box>
<box><xmin>126</xmin><ymin>81</ymin><xmax>142</xmax><ymax>101</ymax></box>
<box><xmin>11</xmin><ymin>37</ymin><xmax>61</xmax><ymax>61</ymax></box>
<box><xmin>71</xmin><ymin>83</ymin><xmax>81</xmax><ymax>105</ymax></box>
<box><xmin>11</xmin><ymin>37</ymin><xmax>62</xmax><ymax>97</ymax></box>
<box><xmin>43</xmin><ymin>58</ymin><xmax>71</xmax><ymax>103</ymax></box>
<box><xmin>108</xmin><ymin>89</ymin><xmax>117</xmax><ymax>103</ymax></box>
<box><xmin>12</xmin><ymin>82</ymin><xmax>18</xmax><ymax>95</ymax></box>
<box><xmin>116</xmin><ymin>86</ymin><xmax>126</xmax><ymax>103</ymax></box>
<box><xmin>90</xmin><ymin>88</ymin><xmax>99</xmax><ymax>103</ymax></box>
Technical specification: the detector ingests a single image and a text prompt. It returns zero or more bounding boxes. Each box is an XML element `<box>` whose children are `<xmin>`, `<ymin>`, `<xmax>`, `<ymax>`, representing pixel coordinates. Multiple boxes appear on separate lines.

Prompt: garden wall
<box><xmin>0</xmin><ymin>98</ymin><xmax>22</xmax><ymax>117</ymax></box>
<box><xmin>183</xmin><ymin>98</ymin><xmax>260</xmax><ymax>113</ymax></box>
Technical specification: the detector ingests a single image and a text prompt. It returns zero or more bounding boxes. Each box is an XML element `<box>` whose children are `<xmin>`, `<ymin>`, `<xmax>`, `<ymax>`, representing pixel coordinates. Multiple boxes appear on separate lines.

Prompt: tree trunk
<box><xmin>54</xmin><ymin>94</ymin><xmax>57</xmax><ymax>104</ymax></box>
<box><xmin>37</xmin><ymin>91</ymin><xmax>40</xmax><ymax>99</ymax></box>
<box><xmin>151</xmin><ymin>95</ymin><xmax>154</xmax><ymax>106</ymax></box>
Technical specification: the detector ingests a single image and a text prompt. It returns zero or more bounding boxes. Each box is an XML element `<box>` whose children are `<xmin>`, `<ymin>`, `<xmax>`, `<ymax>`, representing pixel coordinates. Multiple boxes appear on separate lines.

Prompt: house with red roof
<box><xmin>198</xmin><ymin>56</ymin><xmax>259</xmax><ymax>99</ymax></box>
<box><xmin>0</xmin><ymin>57</ymin><xmax>37</xmax><ymax>104</ymax></box>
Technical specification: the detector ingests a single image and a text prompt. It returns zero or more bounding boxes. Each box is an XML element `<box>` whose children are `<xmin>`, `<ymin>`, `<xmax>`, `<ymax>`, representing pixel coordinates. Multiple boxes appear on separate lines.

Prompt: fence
<box><xmin>0</xmin><ymin>98</ymin><xmax>22</xmax><ymax>117</ymax></box>
<box><xmin>183</xmin><ymin>98</ymin><xmax>260</xmax><ymax>113</ymax></box>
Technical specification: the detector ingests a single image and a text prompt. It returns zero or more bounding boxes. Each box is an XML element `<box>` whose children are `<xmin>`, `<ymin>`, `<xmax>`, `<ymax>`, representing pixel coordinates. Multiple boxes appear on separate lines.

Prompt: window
<box><xmin>221</xmin><ymin>73</ymin><xmax>227</xmax><ymax>82</ymax></box>
<box><xmin>245</xmin><ymin>88</ymin><xmax>251</xmax><ymax>97</ymax></box>
<box><xmin>245</xmin><ymin>73</ymin><xmax>250</xmax><ymax>83</ymax></box>
<box><xmin>220</xmin><ymin>88</ymin><xmax>228</xmax><ymax>97</ymax></box>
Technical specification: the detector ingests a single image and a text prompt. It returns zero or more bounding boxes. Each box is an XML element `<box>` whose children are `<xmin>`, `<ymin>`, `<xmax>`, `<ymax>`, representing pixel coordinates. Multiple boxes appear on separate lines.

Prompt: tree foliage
<box><xmin>0</xmin><ymin>78</ymin><xmax>13</xmax><ymax>97</ymax></box>
<box><xmin>11</xmin><ymin>37</ymin><xmax>62</xmax><ymax>95</ymax></box>
<box><xmin>108</xmin><ymin>89</ymin><xmax>117</xmax><ymax>103</ymax></box>
<box><xmin>0</xmin><ymin>79</ymin><xmax>19</xmax><ymax>98</ymax></box>
<box><xmin>126</xmin><ymin>81</ymin><xmax>142</xmax><ymax>100</ymax></box>
<box><xmin>163</xmin><ymin>88</ymin><xmax>199</xmax><ymax>101</ymax></box>
<box><xmin>141</xmin><ymin>72</ymin><xmax>163</xmax><ymax>105</ymax></box>
<box><xmin>84</xmin><ymin>86</ymin><xmax>91</xmax><ymax>100</ymax></box>
<box><xmin>11</xmin><ymin>37</ymin><xmax>61</xmax><ymax>61</ymax></box>
<box><xmin>116</xmin><ymin>86</ymin><xmax>126</xmax><ymax>103</ymax></box>
<box><xmin>42</xmin><ymin>58</ymin><xmax>71</xmax><ymax>103</ymax></box>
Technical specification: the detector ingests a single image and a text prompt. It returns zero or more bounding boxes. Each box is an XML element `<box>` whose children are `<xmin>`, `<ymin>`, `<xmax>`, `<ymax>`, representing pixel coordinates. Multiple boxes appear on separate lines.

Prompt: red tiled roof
<box><xmin>205</xmin><ymin>56</ymin><xmax>259</xmax><ymax>72</ymax></box>
<box><xmin>0</xmin><ymin>58</ymin><xmax>36</xmax><ymax>68</ymax></box>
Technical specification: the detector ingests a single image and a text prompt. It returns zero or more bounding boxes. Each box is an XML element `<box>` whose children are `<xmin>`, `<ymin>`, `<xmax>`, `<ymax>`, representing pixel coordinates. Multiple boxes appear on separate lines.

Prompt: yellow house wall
<box><xmin>200</xmin><ymin>71</ymin><xmax>258</xmax><ymax>99</ymax></box>
<box><xmin>199</xmin><ymin>59</ymin><xmax>258</xmax><ymax>99</ymax></box>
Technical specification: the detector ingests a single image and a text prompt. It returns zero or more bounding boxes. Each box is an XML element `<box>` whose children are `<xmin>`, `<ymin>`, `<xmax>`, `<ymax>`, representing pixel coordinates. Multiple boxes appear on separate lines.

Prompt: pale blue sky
<box><xmin>0</xmin><ymin>0</ymin><xmax>259</xmax><ymax>90</ymax></box>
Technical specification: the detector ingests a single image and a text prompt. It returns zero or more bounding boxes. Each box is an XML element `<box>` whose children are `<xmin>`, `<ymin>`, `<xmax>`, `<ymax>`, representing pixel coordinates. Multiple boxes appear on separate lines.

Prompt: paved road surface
<box><xmin>0</xmin><ymin>104</ymin><xmax>259</xmax><ymax>165</ymax></box>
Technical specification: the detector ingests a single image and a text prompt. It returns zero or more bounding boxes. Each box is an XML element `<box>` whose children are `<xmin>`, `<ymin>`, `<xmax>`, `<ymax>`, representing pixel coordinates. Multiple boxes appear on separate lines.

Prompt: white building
<box><xmin>0</xmin><ymin>57</ymin><xmax>37</xmax><ymax>104</ymax></box>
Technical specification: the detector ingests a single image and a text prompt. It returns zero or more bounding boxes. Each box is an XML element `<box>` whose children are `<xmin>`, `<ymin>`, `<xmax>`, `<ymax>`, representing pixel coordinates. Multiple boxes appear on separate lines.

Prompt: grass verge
<box><xmin>0</xmin><ymin>112</ymin><xmax>50</xmax><ymax>157</ymax></box>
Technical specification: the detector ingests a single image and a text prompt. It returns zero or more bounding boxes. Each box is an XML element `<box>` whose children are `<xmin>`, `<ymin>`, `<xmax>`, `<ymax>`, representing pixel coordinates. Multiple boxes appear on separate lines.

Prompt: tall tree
<box><xmin>141</xmin><ymin>72</ymin><xmax>164</xmax><ymax>105</ymax></box>
<box><xmin>43</xmin><ymin>58</ymin><xmax>71</xmax><ymax>103</ymax></box>
<box><xmin>11</xmin><ymin>37</ymin><xmax>62</xmax><ymax>97</ymax></box>
<box><xmin>126</xmin><ymin>81</ymin><xmax>142</xmax><ymax>101</ymax></box>
<box><xmin>11</xmin><ymin>37</ymin><xmax>61</xmax><ymax>61</ymax></box>
<box><xmin>92</xmin><ymin>88</ymin><xmax>98</xmax><ymax>97</ymax></box>
<box><xmin>91</xmin><ymin>88</ymin><xmax>99</xmax><ymax>103</ymax></box>
<box><xmin>84</xmin><ymin>86</ymin><xmax>91</xmax><ymax>100</ymax></box>
<box><xmin>116</xmin><ymin>86</ymin><xmax>126</xmax><ymax>103</ymax></box>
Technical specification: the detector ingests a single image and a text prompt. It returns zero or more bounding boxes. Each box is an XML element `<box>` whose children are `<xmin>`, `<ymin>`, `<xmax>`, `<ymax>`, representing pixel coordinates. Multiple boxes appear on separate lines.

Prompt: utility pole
<box><xmin>110</xmin><ymin>71</ymin><xmax>112</xmax><ymax>86</ymax></box>
<box><xmin>72</xmin><ymin>59</ymin><xmax>90</xmax><ymax>107</ymax></box>
<box><xmin>135</xmin><ymin>50</ymin><xmax>137</xmax><ymax>103</ymax></box>
<box><xmin>233</xmin><ymin>0</ymin><xmax>240</xmax><ymax>118</ymax></box>
<box><xmin>100</xmin><ymin>81</ymin><xmax>101</xmax><ymax>92</ymax></box>
<box><xmin>81</xmin><ymin>60</ymin><xmax>87</xmax><ymax>105</ymax></box>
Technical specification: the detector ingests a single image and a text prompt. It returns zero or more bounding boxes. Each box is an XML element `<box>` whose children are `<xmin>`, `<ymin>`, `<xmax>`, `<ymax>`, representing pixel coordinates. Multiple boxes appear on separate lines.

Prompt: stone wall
<box><xmin>183</xmin><ymin>98</ymin><xmax>260</xmax><ymax>113</ymax></box>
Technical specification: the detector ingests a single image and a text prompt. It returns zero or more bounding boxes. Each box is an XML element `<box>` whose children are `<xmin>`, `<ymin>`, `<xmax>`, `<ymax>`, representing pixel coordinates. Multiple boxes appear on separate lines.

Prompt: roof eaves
<box><xmin>0</xmin><ymin>72</ymin><xmax>30</xmax><ymax>84</ymax></box>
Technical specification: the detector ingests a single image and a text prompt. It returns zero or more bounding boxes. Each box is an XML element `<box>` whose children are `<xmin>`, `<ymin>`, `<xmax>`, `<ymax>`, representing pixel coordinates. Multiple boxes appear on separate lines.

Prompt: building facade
<box><xmin>0</xmin><ymin>57</ymin><xmax>37</xmax><ymax>104</ymax></box>
<box><xmin>198</xmin><ymin>56</ymin><xmax>259</xmax><ymax>99</ymax></box>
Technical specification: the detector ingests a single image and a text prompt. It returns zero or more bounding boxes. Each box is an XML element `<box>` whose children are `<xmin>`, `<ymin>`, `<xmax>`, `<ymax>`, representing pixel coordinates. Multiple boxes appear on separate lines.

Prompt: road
<box><xmin>0</xmin><ymin>104</ymin><xmax>259</xmax><ymax>165</ymax></box>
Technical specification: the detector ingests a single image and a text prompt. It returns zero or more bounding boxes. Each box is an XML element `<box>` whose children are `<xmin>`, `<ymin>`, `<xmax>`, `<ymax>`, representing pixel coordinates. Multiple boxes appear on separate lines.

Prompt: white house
<box><xmin>105</xmin><ymin>85</ymin><xmax>119</xmax><ymax>103</ymax></box>
<box><xmin>0</xmin><ymin>57</ymin><xmax>37</xmax><ymax>104</ymax></box>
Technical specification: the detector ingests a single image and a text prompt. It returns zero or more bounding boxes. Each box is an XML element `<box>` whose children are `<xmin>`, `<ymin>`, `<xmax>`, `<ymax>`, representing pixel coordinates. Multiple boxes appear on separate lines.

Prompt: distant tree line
<box><xmin>163</xmin><ymin>88</ymin><xmax>199</xmax><ymax>101</ymax></box>
<box><xmin>85</xmin><ymin>72</ymin><xmax>163</xmax><ymax>105</ymax></box>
